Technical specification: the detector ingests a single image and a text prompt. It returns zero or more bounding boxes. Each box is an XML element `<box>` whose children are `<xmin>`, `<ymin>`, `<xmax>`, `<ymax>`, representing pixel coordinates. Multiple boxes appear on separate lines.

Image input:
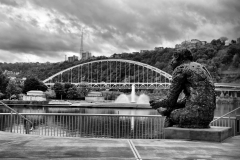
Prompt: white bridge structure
<box><xmin>43</xmin><ymin>59</ymin><xmax>172</xmax><ymax>89</ymax></box>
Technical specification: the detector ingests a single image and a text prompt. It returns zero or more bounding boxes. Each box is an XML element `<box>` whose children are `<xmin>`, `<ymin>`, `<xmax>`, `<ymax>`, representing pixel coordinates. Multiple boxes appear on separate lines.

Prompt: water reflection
<box><xmin>0</xmin><ymin>102</ymin><xmax>239</xmax><ymax>116</ymax></box>
<box><xmin>1</xmin><ymin>102</ymin><xmax>239</xmax><ymax>138</ymax></box>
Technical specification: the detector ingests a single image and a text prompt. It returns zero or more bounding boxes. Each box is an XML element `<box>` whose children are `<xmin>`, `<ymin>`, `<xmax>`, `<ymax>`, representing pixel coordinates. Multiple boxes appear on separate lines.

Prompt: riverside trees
<box><xmin>53</xmin><ymin>82</ymin><xmax>89</xmax><ymax>100</ymax></box>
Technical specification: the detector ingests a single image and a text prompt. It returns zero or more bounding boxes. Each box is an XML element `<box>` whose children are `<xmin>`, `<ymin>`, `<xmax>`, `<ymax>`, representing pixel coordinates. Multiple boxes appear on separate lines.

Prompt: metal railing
<box><xmin>0</xmin><ymin>113</ymin><xmax>165</xmax><ymax>139</ymax></box>
<box><xmin>210</xmin><ymin>107</ymin><xmax>240</xmax><ymax>136</ymax></box>
<box><xmin>0</xmin><ymin>101</ymin><xmax>33</xmax><ymax>133</ymax></box>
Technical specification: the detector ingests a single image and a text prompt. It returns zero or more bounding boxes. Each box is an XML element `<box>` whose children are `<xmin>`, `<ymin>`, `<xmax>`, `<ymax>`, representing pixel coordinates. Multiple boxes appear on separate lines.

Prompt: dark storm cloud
<box><xmin>0</xmin><ymin>0</ymin><xmax>19</xmax><ymax>7</ymax></box>
<box><xmin>0</xmin><ymin>13</ymin><xmax>80</xmax><ymax>57</ymax></box>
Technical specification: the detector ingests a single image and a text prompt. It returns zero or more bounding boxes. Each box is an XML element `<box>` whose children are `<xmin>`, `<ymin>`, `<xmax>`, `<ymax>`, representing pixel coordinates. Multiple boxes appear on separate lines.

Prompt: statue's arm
<box><xmin>175</xmin><ymin>97</ymin><xmax>186</xmax><ymax>109</ymax></box>
<box><xmin>150</xmin><ymin>67</ymin><xmax>185</xmax><ymax>109</ymax></box>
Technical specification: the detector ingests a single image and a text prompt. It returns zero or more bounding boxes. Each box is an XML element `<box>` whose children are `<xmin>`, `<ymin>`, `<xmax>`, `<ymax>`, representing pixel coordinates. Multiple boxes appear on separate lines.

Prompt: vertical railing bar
<box><xmin>96</xmin><ymin>116</ymin><xmax>98</xmax><ymax>138</ymax></box>
<box><xmin>10</xmin><ymin>111</ymin><xmax>13</xmax><ymax>133</ymax></box>
<box><xmin>88</xmin><ymin>116</ymin><xmax>90</xmax><ymax>138</ymax></box>
<box><xmin>110</xmin><ymin>116</ymin><xmax>111</xmax><ymax>138</ymax></box>
<box><xmin>151</xmin><ymin>118</ymin><xmax>153</xmax><ymax>139</ymax></box>
<box><xmin>87</xmin><ymin>116</ymin><xmax>89</xmax><ymax>137</ymax></box>
<box><xmin>80</xmin><ymin>115</ymin><xmax>82</xmax><ymax>137</ymax></box>
<box><xmin>74</xmin><ymin>115</ymin><xmax>76</xmax><ymax>137</ymax></box>
<box><xmin>70</xmin><ymin>116</ymin><xmax>75</xmax><ymax>137</ymax></box>
<box><xmin>58</xmin><ymin>115</ymin><xmax>60</xmax><ymax>137</ymax></box>
<box><xmin>13</xmin><ymin>113</ymin><xmax>16</xmax><ymax>133</ymax></box>
<box><xmin>20</xmin><ymin>115</ymin><xmax>22</xmax><ymax>134</ymax></box>
<box><xmin>0</xmin><ymin>114</ymin><xmax>2</xmax><ymax>131</ymax></box>
<box><xmin>83</xmin><ymin>115</ymin><xmax>85</xmax><ymax>137</ymax></box>
<box><xmin>62</xmin><ymin>116</ymin><xmax>64</xmax><ymax>137</ymax></box>
<box><xmin>124</xmin><ymin>116</ymin><xmax>126</xmax><ymax>138</ymax></box>
<box><xmin>77</xmin><ymin>115</ymin><xmax>79</xmax><ymax>137</ymax></box>
<box><xmin>56</xmin><ymin>115</ymin><xmax>58</xmax><ymax>137</ymax></box>
<box><xmin>90</xmin><ymin>116</ymin><xmax>92</xmax><ymax>137</ymax></box>
<box><xmin>41</xmin><ymin>115</ymin><xmax>43</xmax><ymax>136</ymax></box>
<box><xmin>115</xmin><ymin>117</ymin><xmax>117</xmax><ymax>138</ymax></box>
<box><xmin>52</xmin><ymin>115</ymin><xmax>54</xmax><ymax>136</ymax></box>
<box><xmin>47</xmin><ymin>115</ymin><xmax>49</xmax><ymax>136</ymax></box>
<box><xmin>118</xmin><ymin>116</ymin><xmax>120</xmax><ymax>139</ymax></box>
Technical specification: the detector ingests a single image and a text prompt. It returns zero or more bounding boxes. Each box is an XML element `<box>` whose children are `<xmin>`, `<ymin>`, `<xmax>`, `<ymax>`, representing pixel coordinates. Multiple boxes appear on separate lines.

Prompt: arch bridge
<box><xmin>43</xmin><ymin>59</ymin><xmax>172</xmax><ymax>89</ymax></box>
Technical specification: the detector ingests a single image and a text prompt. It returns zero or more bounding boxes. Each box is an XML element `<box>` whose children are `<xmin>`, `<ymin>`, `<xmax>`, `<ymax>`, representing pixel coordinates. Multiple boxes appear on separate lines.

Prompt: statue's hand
<box><xmin>149</xmin><ymin>99</ymin><xmax>160</xmax><ymax>109</ymax></box>
<box><xmin>157</xmin><ymin>107</ymin><xmax>167</xmax><ymax>116</ymax></box>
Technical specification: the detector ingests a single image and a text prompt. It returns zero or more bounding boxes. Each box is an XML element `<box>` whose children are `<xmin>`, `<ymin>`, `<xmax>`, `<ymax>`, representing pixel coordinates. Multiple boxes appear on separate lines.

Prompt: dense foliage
<box><xmin>22</xmin><ymin>77</ymin><xmax>48</xmax><ymax>93</ymax></box>
<box><xmin>0</xmin><ymin>40</ymin><xmax>240</xmax><ymax>84</ymax></box>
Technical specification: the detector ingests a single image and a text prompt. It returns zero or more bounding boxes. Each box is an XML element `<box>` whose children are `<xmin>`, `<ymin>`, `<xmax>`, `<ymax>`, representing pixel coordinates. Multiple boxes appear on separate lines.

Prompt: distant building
<box><xmin>111</xmin><ymin>54</ymin><xmax>121</xmax><ymax>58</ymax></box>
<box><xmin>225</xmin><ymin>40</ymin><xmax>231</xmax><ymax>46</ymax></box>
<box><xmin>191</xmin><ymin>39</ymin><xmax>200</xmax><ymax>43</ymax></box>
<box><xmin>132</xmin><ymin>52</ymin><xmax>140</xmax><ymax>54</ymax></box>
<box><xmin>237</xmin><ymin>37</ymin><xmax>240</xmax><ymax>44</ymax></box>
<box><xmin>82</xmin><ymin>51</ymin><xmax>92</xmax><ymax>60</ymax></box>
<box><xmin>3</xmin><ymin>70</ymin><xmax>19</xmax><ymax>77</ymax></box>
<box><xmin>68</xmin><ymin>55</ymin><xmax>78</xmax><ymax>62</ymax></box>
<box><xmin>140</xmin><ymin>50</ymin><xmax>148</xmax><ymax>53</ymax></box>
<box><xmin>23</xmin><ymin>90</ymin><xmax>46</xmax><ymax>101</ymax></box>
<box><xmin>154</xmin><ymin>47</ymin><xmax>164</xmax><ymax>51</ymax></box>
<box><xmin>19</xmin><ymin>77</ymin><xmax>26</xmax><ymax>85</ymax></box>
<box><xmin>175</xmin><ymin>39</ymin><xmax>207</xmax><ymax>50</ymax></box>
<box><xmin>85</xmin><ymin>91</ymin><xmax>104</xmax><ymax>102</ymax></box>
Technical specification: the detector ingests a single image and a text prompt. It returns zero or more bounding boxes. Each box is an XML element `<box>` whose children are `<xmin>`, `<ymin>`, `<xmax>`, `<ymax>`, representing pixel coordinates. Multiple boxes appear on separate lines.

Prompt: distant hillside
<box><xmin>1</xmin><ymin>43</ymin><xmax>240</xmax><ymax>83</ymax></box>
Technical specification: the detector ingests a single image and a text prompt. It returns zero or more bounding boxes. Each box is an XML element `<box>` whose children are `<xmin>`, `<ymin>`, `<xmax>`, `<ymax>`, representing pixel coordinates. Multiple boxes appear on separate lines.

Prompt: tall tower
<box><xmin>80</xmin><ymin>29</ymin><xmax>84</xmax><ymax>59</ymax></box>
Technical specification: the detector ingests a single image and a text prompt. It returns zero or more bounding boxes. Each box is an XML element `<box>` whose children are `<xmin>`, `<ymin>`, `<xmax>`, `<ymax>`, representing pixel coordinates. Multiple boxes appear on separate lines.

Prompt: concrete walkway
<box><xmin>0</xmin><ymin>131</ymin><xmax>240</xmax><ymax>159</ymax></box>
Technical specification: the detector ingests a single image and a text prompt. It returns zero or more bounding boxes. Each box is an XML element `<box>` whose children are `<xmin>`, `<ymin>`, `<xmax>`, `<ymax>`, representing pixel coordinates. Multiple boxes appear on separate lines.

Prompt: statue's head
<box><xmin>170</xmin><ymin>49</ymin><xmax>193</xmax><ymax>70</ymax></box>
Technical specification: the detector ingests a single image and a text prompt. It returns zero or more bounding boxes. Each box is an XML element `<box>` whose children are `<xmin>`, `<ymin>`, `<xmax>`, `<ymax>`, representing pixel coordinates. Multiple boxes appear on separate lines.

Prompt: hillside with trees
<box><xmin>1</xmin><ymin>40</ymin><xmax>240</xmax><ymax>84</ymax></box>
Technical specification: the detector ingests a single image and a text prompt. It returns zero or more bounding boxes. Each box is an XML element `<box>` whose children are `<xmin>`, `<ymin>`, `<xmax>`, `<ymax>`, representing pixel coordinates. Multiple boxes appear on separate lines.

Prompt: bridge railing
<box><xmin>210</xmin><ymin>107</ymin><xmax>240</xmax><ymax>136</ymax></box>
<box><xmin>0</xmin><ymin>101</ymin><xmax>33</xmax><ymax>134</ymax></box>
<box><xmin>0</xmin><ymin>113</ymin><xmax>165</xmax><ymax>139</ymax></box>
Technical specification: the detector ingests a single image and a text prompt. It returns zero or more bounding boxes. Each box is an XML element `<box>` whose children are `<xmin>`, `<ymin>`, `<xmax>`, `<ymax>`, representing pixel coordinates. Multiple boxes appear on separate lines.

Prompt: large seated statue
<box><xmin>150</xmin><ymin>49</ymin><xmax>216</xmax><ymax>128</ymax></box>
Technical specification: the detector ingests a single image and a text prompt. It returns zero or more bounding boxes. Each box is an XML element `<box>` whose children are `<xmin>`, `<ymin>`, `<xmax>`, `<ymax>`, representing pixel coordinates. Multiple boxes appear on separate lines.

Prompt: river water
<box><xmin>0</xmin><ymin>102</ymin><xmax>239</xmax><ymax>137</ymax></box>
<box><xmin>1</xmin><ymin>102</ymin><xmax>239</xmax><ymax>117</ymax></box>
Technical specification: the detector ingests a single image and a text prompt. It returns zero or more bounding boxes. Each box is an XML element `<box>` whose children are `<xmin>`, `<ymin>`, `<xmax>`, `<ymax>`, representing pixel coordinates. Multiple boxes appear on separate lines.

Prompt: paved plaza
<box><xmin>0</xmin><ymin>131</ymin><xmax>240</xmax><ymax>159</ymax></box>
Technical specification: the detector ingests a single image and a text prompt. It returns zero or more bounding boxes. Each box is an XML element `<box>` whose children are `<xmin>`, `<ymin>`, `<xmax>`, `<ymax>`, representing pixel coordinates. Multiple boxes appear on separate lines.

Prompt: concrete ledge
<box><xmin>164</xmin><ymin>126</ymin><xmax>232</xmax><ymax>142</ymax></box>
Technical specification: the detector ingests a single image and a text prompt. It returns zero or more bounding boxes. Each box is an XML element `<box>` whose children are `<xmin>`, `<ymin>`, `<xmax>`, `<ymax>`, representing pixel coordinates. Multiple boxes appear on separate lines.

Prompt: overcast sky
<box><xmin>0</xmin><ymin>0</ymin><xmax>239</xmax><ymax>63</ymax></box>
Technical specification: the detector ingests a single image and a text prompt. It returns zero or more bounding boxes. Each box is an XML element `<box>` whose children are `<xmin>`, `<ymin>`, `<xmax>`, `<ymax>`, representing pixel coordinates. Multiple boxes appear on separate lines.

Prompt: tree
<box><xmin>0</xmin><ymin>70</ymin><xmax>9</xmax><ymax>98</ymax></box>
<box><xmin>6</xmin><ymin>80</ymin><xmax>22</xmax><ymax>98</ymax></box>
<box><xmin>64</xmin><ymin>83</ymin><xmax>74</xmax><ymax>95</ymax></box>
<box><xmin>77</xmin><ymin>84</ymin><xmax>90</xmax><ymax>97</ymax></box>
<box><xmin>66</xmin><ymin>86</ymin><xmax>79</xmax><ymax>99</ymax></box>
<box><xmin>232</xmin><ymin>54</ymin><xmax>240</xmax><ymax>68</ymax></box>
<box><xmin>45</xmin><ymin>89</ymin><xmax>56</xmax><ymax>99</ymax></box>
<box><xmin>219</xmin><ymin>37</ymin><xmax>228</xmax><ymax>44</ymax></box>
<box><xmin>211</xmin><ymin>39</ymin><xmax>217</xmax><ymax>45</ymax></box>
<box><xmin>53</xmin><ymin>83</ymin><xmax>65</xmax><ymax>99</ymax></box>
<box><xmin>23</xmin><ymin>77</ymin><xmax>47</xmax><ymax>93</ymax></box>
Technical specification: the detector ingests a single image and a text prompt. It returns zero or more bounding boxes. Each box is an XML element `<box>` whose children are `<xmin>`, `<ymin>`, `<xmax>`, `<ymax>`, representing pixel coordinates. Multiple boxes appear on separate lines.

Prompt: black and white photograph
<box><xmin>0</xmin><ymin>0</ymin><xmax>240</xmax><ymax>159</ymax></box>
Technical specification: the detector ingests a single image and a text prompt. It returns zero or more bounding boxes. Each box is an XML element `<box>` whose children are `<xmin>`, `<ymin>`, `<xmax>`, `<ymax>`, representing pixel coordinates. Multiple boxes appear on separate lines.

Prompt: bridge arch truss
<box><xmin>43</xmin><ymin>59</ymin><xmax>172</xmax><ymax>89</ymax></box>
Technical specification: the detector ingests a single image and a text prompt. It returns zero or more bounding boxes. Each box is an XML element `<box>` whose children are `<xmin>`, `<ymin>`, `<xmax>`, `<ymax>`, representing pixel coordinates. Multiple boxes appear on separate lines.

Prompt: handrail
<box><xmin>0</xmin><ymin>112</ymin><xmax>163</xmax><ymax>117</ymax></box>
<box><xmin>211</xmin><ymin>107</ymin><xmax>240</xmax><ymax>124</ymax></box>
<box><xmin>0</xmin><ymin>101</ymin><xmax>33</xmax><ymax>131</ymax></box>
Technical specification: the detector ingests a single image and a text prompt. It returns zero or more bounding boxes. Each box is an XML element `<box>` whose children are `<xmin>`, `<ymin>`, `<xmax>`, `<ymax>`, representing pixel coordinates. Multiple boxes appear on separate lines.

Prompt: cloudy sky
<box><xmin>0</xmin><ymin>0</ymin><xmax>239</xmax><ymax>63</ymax></box>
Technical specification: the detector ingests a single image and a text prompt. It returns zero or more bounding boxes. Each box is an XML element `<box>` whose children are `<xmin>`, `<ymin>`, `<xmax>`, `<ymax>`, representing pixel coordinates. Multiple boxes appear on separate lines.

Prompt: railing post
<box><xmin>228</xmin><ymin>113</ymin><xmax>230</xmax><ymax>127</ymax></box>
<box><xmin>24</xmin><ymin>115</ymin><xmax>30</xmax><ymax>134</ymax></box>
<box><xmin>237</xmin><ymin>115</ymin><xmax>240</xmax><ymax>135</ymax></box>
<box><xmin>10</xmin><ymin>111</ymin><xmax>13</xmax><ymax>133</ymax></box>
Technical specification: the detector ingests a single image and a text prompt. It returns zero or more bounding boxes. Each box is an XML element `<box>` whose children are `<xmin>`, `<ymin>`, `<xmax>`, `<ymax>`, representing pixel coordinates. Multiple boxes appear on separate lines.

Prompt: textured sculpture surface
<box><xmin>150</xmin><ymin>49</ymin><xmax>216</xmax><ymax>128</ymax></box>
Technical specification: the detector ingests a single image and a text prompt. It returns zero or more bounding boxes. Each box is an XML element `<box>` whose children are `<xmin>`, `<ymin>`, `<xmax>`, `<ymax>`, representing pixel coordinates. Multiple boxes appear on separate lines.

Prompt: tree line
<box><xmin>0</xmin><ymin>37</ymin><xmax>240</xmax><ymax>100</ymax></box>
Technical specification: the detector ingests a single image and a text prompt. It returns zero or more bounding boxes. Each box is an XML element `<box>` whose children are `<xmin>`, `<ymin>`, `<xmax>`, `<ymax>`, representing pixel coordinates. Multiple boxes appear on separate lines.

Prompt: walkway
<box><xmin>0</xmin><ymin>131</ymin><xmax>240</xmax><ymax>159</ymax></box>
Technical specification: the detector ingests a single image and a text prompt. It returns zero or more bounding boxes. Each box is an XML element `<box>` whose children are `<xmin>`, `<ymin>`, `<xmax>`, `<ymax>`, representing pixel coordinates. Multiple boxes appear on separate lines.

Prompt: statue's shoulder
<box><xmin>173</xmin><ymin>62</ymin><xmax>202</xmax><ymax>75</ymax></box>
<box><xmin>189</xmin><ymin>62</ymin><xmax>202</xmax><ymax>67</ymax></box>
<box><xmin>172</xmin><ymin>63</ymin><xmax>188</xmax><ymax>76</ymax></box>
<box><xmin>174</xmin><ymin>63</ymin><xmax>190</xmax><ymax>72</ymax></box>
